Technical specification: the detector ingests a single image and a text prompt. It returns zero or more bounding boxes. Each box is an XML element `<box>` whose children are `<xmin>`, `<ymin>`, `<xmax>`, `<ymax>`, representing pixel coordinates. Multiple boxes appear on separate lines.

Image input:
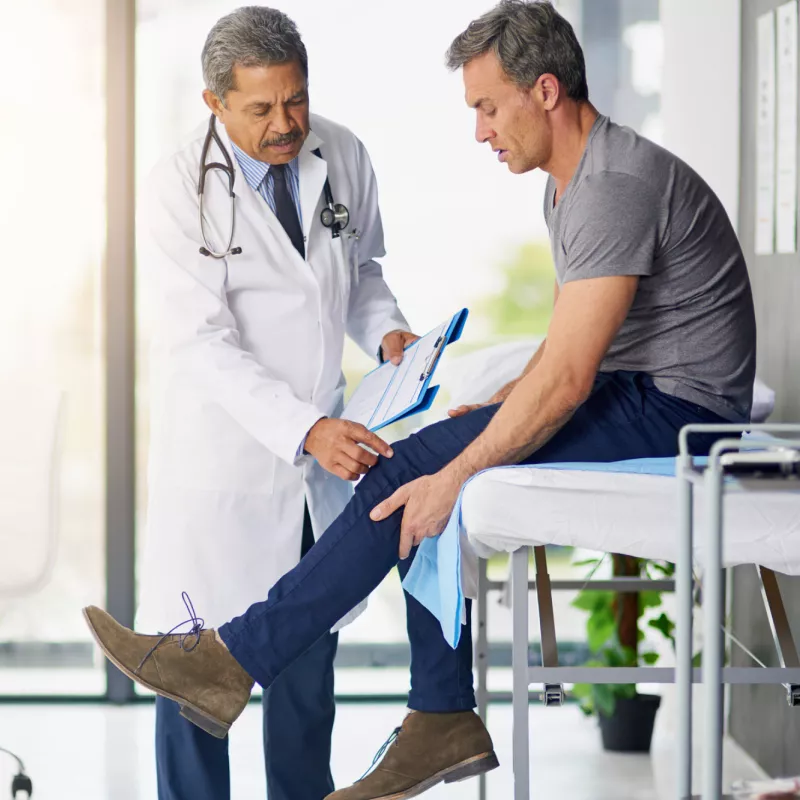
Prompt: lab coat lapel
<box><xmin>297</xmin><ymin>129</ymin><xmax>327</xmax><ymax>244</ymax></box>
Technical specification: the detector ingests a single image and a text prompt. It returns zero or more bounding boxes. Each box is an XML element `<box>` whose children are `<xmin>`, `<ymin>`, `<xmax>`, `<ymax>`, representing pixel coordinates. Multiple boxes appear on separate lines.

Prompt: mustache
<box><xmin>261</xmin><ymin>130</ymin><xmax>302</xmax><ymax>148</ymax></box>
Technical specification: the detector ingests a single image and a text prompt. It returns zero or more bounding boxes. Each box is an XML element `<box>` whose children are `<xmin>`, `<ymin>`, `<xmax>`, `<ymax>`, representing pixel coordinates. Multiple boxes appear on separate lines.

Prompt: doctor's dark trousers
<box><xmin>219</xmin><ymin>371</ymin><xmax>732</xmax><ymax>718</ymax></box>
<box><xmin>155</xmin><ymin>505</ymin><xmax>337</xmax><ymax>800</ymax></box>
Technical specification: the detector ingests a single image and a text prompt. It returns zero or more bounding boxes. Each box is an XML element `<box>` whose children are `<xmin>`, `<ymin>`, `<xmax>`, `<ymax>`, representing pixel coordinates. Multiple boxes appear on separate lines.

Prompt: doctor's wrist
<box><xmin>302</xmin><ymin>417</ymin><xmax>329</xmax><ymax>455</ymax></box>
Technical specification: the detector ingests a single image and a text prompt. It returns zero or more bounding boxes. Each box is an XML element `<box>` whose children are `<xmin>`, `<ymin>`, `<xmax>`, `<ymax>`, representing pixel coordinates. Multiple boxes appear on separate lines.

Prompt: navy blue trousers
<box><xmin>220</xmin><ymin>372</ymin><xmax>729</xmax><ymax>713</ymax></box>
<box><xmin>156</xmin><ymin>507</ymin><xmax>337</xmax><ymax>800</ymax></box>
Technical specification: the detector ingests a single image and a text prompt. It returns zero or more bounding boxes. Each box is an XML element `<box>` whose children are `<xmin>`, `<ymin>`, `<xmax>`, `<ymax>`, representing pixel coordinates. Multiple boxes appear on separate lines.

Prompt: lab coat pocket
<box><xmin>334</xmin><ymin>234</ymin><xmax>359</xmax><ymax>321</ymax></box>
<box><xmin>344</xmin><ymin>231</ymin><xmax>359</xmax><ymax>288</ymax></box>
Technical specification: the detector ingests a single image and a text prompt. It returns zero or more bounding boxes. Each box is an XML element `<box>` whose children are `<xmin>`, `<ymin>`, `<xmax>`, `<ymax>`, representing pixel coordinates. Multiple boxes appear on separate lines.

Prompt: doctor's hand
<box><xmin>381</xmin><ymin>330</ymin><xmax>421</xmax><ymax>366</ymax></box>
<box><xmin>369</xmin><ymin>470</ymin><xmax>462</xmax><ymax>559</ymax></box>
<box><xmin>304</xmin><ymin>418</ymin><xmax>394</xmax><ymax>482</ymax></box>
<box><xmin>447</xmin><ymin>378</ymin><xmax>520</xmax><ymax>418</ymax></box>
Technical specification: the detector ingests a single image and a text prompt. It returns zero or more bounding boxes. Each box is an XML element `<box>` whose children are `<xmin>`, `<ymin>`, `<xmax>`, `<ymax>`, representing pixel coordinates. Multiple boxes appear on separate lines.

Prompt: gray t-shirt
<box><xmin>544</xmin><ymin>115</ymin><xmax>756</xmax><ymax>422</ymax></box>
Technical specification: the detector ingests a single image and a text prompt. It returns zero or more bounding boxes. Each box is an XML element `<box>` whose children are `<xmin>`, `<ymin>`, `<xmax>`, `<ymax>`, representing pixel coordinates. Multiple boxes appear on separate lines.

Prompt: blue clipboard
<box><xmin>342</xmin><ymin>308</ymin><xmax>469</xmax><ymax>432</ymax></box>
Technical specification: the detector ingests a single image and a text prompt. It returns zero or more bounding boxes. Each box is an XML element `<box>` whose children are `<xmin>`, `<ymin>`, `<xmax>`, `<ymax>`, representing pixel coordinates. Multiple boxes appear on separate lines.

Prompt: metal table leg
<box><xmin>702</xmin><ymin>462</ymin><xmax>724</xmax><ymax>800</ymax></box>
<box><xmin>676</xmin><ymin>458</ymin><xmax>694</xmax><ymax>800</ymax></box>
<box><xmin>476</xmin><ymin>558</ymin><xmax>489</xmax><ymax>800</ymax></box>
<box><xmin>758</xmin><ymin>566</ymin><xmax>800</xmax><ymax>706</ymax></box>
<box><xmin>512</xmin><ymin>547</ymin><xmax>530</xmax><ymax>800</ymax></box>
<box><xmin>533</xmin><ymin>546</ymin><xmax>564</xmax><ymax>706</ymax></box>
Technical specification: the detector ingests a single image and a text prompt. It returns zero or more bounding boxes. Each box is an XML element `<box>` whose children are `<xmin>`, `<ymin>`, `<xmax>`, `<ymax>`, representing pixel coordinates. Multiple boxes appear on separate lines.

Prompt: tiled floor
<box><xmin>0</xmin><ymin>687</ymin><xmax>767</xmax><ymax>799</ymax></box>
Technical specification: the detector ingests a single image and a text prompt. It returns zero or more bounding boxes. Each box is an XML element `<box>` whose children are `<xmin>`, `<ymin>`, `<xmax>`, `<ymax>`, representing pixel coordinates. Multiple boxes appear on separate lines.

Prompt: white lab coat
<box><xmin>136</xmin><ymin>114</ymin><xmax>409</xmax><ymax>631</ymax></box>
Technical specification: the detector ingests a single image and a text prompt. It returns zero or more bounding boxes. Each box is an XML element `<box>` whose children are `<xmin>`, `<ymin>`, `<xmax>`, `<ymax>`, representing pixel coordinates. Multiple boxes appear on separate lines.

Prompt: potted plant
<box><xmin>570</xmin><ymin>553</ymin><xmax>680</xmax><ymax>753</ymax></box>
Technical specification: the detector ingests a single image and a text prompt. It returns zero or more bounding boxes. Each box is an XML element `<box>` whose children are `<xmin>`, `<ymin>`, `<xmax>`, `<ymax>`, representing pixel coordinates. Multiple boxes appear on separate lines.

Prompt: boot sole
<box><xmin>367</xmin><ymin>751</ymin><xmax>500</xmax><ymax>799</ymax></box>
<box><xmin>82</xmin><ymin>609</ymin><xmax>230</xmax><ymax>739</ymax></box>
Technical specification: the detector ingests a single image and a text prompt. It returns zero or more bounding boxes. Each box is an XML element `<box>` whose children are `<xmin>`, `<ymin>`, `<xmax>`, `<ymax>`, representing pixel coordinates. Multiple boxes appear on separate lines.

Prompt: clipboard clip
<box><xmin>419</xmin><ymin>335</ymin><xmax>446</xmax><ymax>381</ymax></box>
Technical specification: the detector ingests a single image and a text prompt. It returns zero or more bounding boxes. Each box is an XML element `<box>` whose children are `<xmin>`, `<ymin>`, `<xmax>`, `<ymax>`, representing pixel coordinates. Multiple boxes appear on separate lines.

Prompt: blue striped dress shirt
<box><xmin>230</xmin><ymin>142</ymin><xmax>303</xmax><ymax>226</ymax></box>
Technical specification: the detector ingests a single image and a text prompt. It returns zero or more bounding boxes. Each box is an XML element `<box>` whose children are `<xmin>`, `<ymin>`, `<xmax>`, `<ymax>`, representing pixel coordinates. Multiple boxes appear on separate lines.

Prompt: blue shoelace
<box><xmin>134</xmin><ymin>592</ymin><xmax>205</xmax><ymax>675</ymax></box>
<box><xmin>357</xmin><ymin>725</ymin><xmax>402</xmax><ymax>782</ymax></box>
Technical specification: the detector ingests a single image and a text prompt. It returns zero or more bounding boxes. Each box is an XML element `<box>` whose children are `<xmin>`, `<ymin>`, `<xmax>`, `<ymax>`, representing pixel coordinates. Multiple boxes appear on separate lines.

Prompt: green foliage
<box><xmin>571</xmin><ymin>557</ymin><xmax>603</xmax><ymax>568</ymax></box>
<box><xmin>569</xmin><ymin>555</ymin><xmax>718</xmax><ymax>718</ymax></box>
<box><xmin>638</xmin><ymin>591</ymin><xmax>663</xmax><ymax>613</ymax></box>
<box><xmin>571</xmin><ymin>644</ymin><xmax>639</xmax><ymax>718</ymax></box>
<box><xmin>477</xmin><ymin>241</ymin><xmax>555</xmax><ymax>337</ymax></box>
<box><xmin>571</xmin><ymin>589</ymin><xmax>614</xmax><ymax>613</ymax></box>
<box><xmin>647</xmin><ymin>612</ymin><xmax>676</xmax><ymax>644</ymax></box>
<box><xmin>645</xmin><ymin>561</ymin><xmax>675</xmax><ymax>578</ymax></box>
<box><xmin>569</xmin><ymin>556</ymin><xmax>679</xmax><ymax>719</ymax></box>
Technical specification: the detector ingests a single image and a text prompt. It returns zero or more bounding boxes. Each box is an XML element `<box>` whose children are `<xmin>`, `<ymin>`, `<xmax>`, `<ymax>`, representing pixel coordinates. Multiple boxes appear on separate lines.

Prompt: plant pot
<box><xmin>598</xmin><ymin>693</ymin><xmax>661</xmax><ymax>753</ymax></box>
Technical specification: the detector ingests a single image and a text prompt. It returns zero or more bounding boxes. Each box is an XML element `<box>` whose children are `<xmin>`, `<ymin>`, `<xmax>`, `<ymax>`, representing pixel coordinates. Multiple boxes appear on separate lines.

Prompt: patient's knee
<box><xmin>356</xmin><ymin>437</ymin><xmax>417</xmax><ymax>498</ymax></box>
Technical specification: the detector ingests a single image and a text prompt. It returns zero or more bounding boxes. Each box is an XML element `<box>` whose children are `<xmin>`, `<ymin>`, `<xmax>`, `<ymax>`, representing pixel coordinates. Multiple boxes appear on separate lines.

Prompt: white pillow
<box><xmin>431</xmin><ymin>339</ymin><xmax>776</xmax><ymax>424</ymax></box>
<box><xmin>751</xmin><ymin>377</ymin><xmax>776</xmax><ymax>423</ymax></box>
<box><xmin>436</xmin><ymin>339</ymin><xmax>542</xmax><ymax>409</ymax></box>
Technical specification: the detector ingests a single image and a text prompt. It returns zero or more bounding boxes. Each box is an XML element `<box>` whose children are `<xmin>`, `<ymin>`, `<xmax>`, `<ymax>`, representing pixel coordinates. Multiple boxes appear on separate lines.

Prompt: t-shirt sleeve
<box><xmin>560</xmin><ymin>171</ymin><xmax>662</xmax><ymax>282</ymax></box>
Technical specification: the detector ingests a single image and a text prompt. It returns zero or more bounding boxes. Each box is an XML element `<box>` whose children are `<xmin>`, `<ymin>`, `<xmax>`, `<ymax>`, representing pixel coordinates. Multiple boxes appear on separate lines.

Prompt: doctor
<box><xmin>136</xmin><ymin>7</ymin><xmax>416</xmax><ymax>800</ymax></box>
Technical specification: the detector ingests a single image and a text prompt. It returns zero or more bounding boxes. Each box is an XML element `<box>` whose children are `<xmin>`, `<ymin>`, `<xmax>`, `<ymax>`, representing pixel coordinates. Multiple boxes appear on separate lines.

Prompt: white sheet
<box><xmin>461</xmin><ymin>466</ymin><xmax>800</xmax><ymax>575</ymax></box>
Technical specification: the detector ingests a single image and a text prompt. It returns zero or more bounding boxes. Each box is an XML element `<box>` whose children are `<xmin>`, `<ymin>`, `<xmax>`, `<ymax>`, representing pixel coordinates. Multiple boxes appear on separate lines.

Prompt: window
<box><xmin>0</xmin><ymin>0</ymin><xmax>106</xmax><ymax>696</ymax></box>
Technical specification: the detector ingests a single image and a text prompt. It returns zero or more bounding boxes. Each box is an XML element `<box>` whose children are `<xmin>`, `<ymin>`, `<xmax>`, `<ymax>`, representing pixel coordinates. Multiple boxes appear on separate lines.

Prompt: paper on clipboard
<box><xmin>337</xmin><ymin>365</ymin><xmax>391</xmax><ymax>429</ymax></box>
<box><xmin>341</xmin><ymin>312</ymin><xmax>465</xmax><ymax>431</ymax></box>
<box><xmin>371</xmin><ymin>321</ymin><xmax>448</xmax><ymax>426</ymax></box>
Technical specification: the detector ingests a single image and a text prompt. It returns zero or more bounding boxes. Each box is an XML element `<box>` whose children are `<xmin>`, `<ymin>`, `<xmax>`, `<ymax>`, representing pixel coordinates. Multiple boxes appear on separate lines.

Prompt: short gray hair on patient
<box><xmin>446</xmin><ymin>0</ymin><xmax>589</xmax><ymax>101</ymax></box>
<box><xmin>202</xmin><ymin>6</ymin><xmax>308</xmax><ymax>104</ymax></box>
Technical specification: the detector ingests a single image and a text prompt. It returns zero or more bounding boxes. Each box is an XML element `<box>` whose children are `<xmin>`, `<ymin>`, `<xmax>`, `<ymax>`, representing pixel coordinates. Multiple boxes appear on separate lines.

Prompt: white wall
<box><xmin>660</xmin><ymin>0</ymin><xmax>742</xmax><ymax>228</ymax></box>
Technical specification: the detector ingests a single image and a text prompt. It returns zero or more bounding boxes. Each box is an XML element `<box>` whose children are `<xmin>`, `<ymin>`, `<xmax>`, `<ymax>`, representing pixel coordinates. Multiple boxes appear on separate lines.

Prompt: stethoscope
<box><xmin>198</xmin><ymin>114</ymin><xmax>350</xmax><ymax>259</ymax></box>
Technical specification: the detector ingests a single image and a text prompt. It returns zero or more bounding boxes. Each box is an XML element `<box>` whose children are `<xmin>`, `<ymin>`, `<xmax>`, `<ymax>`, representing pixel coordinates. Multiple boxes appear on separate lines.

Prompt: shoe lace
<box><xmin>357</xmin><ymin>725</ymin><xmax>402</xmax><ymax>782</ymax></box>
<box><xmin>134</xmin><ymin>592</ymin><xmax>206</xmax><ymax>676</ymax></box>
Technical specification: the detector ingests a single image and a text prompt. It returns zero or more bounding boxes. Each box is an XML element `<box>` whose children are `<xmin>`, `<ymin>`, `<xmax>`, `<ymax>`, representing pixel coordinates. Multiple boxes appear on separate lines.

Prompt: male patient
<box><xmin>84</xmin><ymin>2</ymin><xmax>756</xmax><ymax>798</ymax></box>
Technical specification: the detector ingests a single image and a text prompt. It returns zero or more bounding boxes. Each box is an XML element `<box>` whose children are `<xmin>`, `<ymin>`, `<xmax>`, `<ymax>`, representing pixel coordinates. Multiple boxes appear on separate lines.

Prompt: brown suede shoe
<box><xmin>82</xmin><ymin>605</ymin><xmax>254</xmax><ymax>739</ymax></box>
<box><xmin>326</xmin><ymin>710</ymin><xmax>499</xmax><ymax>799</ymax></box>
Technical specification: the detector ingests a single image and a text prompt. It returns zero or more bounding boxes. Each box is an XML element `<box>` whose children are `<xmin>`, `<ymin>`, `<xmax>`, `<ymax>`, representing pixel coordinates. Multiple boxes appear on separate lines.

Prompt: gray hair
<box><xmin>202</xmin><ymin>6</ymin><xmax>308</xmax><ymax>103</ymax></box>
<box><xmin>446</xmin><ymin>0</ymin><xmax>589</xmax><ymax>102</ymax></box>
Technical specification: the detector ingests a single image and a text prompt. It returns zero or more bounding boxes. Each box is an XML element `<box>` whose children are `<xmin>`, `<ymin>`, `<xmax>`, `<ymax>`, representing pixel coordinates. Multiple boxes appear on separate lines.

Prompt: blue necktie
<box><xmin>271</xmin><ymin>164</ymin><xmax>305</xmax><ymax>259</ymax></box>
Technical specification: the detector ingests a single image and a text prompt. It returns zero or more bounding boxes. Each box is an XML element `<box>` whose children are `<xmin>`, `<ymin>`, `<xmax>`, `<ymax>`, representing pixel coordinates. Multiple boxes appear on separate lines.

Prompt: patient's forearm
<box><xmin>445</xmin><ymin>361</ymin><xmax>586</xmax><ymax>484</ymax></box>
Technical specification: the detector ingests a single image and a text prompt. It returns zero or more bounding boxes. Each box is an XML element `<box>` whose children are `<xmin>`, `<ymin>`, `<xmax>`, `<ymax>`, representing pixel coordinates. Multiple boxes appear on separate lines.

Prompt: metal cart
<box><xmin>676</xmin><ymin>424</ymin><xmax>800</xmax><ymax>800</ymax></box>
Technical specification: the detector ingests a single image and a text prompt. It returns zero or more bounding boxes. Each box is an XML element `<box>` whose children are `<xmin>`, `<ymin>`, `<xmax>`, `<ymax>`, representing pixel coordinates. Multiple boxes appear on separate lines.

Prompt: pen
<box><xmin>419</xmin><ymin>336</ymin><xmax>446</xmax><ymax>381</ymax></box>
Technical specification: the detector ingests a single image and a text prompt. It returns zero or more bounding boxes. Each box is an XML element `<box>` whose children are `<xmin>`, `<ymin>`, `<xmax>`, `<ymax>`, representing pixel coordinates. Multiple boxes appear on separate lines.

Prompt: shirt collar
<box><xmin>230</xmin><ymin>142</ymin><xmax>300</xmax><ymax>191</ymax></box>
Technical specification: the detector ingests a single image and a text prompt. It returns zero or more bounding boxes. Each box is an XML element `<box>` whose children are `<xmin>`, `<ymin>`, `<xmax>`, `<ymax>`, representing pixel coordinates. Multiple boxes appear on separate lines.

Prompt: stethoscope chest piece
<box><xmin>320</xmin><ymin>202</ymin><xmax>350</xmax><ymax>236</ymax></box>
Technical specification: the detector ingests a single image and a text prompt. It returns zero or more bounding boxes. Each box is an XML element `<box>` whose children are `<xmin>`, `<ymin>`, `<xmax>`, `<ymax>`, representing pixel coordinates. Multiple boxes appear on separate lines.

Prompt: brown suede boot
<box><xmin>326</xmin><ymin>710</ymin><xmax>499</xmax><ymax>799</ymax></box>
<box><xmin>82</xmin><ymin>606</ymin><xmax>253</xmax><ymax>738</ymax></box>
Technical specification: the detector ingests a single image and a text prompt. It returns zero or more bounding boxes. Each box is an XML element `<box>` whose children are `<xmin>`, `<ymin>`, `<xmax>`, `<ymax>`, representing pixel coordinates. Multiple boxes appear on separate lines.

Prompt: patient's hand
<box><xmin>369</xmin><ymin>471</ymin><xmax>462</xmax><ymax>559</ymax></box>
<box><xmin>447</xmin><ymin>378</ymin><xmax>519</xmax><ymax>418</ymax></box>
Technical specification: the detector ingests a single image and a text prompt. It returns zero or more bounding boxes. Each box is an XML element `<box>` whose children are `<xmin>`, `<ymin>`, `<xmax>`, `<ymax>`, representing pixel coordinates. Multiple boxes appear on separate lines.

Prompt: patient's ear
<box><xmin>535</xmin><ymin>73</ymin><xmax>561</xmax><ymax>112</ymax></box>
